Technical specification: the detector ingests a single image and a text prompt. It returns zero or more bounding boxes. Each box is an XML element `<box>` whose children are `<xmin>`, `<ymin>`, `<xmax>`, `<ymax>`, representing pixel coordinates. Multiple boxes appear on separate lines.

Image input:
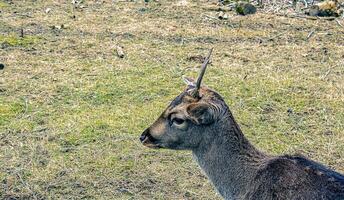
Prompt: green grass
<box><xmin>0</xmin><ymin>35</ymin><xmax>40</xmax><ymax>47</ymax></box>
<box><xmin>0</xmin><ymin>1</ymin><xmax>8</xmax><ymax>8</ymax></box>
<box><xmin>0</xmin><ymin>1</ymin><xmax>343</xmax><ymax>199</ymax></box>
<box><xmin>0</xmin><ymin>99</ymin><xmax>26</xmax><ymax>126</ymax></box>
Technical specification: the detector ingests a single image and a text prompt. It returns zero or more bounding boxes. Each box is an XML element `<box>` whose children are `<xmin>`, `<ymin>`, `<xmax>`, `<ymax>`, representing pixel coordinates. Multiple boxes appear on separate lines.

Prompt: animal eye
<box><xmin>171</xmin><ymin>117</ymin><xmax>188</xmax><ymax>130</ymax></box>
<box><xmin>169</xmin><ymin>115</ymin><xmax>188</xmax><ymax>130</ymax></box>
<box><xmin>172</xmin><ymin>117</ymin><xmax>185</xmax><ymax>125</ymax></box>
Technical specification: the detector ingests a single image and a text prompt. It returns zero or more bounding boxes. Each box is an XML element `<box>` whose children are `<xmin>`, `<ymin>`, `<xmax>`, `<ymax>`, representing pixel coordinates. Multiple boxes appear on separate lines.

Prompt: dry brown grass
<box><xmin>0</xmin><ymin>1</ymin><xmax>343</xmax><ymax>199</ymax></box>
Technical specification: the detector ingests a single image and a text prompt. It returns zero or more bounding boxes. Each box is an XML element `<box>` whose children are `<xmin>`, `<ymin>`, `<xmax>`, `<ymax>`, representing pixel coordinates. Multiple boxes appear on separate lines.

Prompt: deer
<box><xmin>139</xmin><ymin>49</ymin><xmax>344</xmax><ymax>200</ymax></box>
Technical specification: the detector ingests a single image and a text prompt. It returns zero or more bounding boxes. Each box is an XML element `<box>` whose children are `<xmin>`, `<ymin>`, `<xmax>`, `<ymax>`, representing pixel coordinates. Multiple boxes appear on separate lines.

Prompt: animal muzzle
<box><xmin>140</xmin><ymin>128</ymin><xmax>160</xmax><ymax>148</ymax></box>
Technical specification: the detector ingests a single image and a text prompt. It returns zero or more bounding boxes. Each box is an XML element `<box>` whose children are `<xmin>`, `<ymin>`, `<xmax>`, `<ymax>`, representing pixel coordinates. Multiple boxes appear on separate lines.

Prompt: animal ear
<box><xmin>187</xmin><ymin>102</ymin><xmax>215</xmax><ymax>125</ymax></box>
<box><xmin>182</xmin><ymin>76</ymin><xmax>195</xmax><ymax>87</ymax></box>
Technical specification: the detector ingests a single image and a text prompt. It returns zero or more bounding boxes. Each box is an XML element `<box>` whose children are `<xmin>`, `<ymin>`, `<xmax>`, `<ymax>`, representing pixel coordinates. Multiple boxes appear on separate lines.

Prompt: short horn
<box><xmin>191</xmin><ymin>48</ymin><xmax>213</xmax><ymax>98</ymax></box>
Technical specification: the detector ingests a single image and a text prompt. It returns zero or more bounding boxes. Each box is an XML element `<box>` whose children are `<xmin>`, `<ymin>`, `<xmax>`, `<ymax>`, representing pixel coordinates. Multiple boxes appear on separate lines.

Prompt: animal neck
<box><xmin>192</xmin><ymin>114</ymin><xmax>268</xmax><ymax>199</ymax></box>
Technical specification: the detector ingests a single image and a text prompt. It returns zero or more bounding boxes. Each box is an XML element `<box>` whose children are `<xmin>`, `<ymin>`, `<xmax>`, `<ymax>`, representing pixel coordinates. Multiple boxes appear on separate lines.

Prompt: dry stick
<box><xmin>335</xmin><ymin>19</ymin><xmax>343</xmax><ymax>28</ymax></box>
<box><xmin>23</xmin><ymin>97</ymin><xmax>28</xmax><ymax>115</ymax></box>
<box><xmin>322</xmin><ymin>68</ymin><xmax>332</xmax><ymax>79</ymax></box>
<box><xmin>307</xmin><ymin>30</ymin><xmax>316</xmax><ymax>40</ymax></box>
<box><xmin>321</xmin><ymin>61</ymin><xmax>344</xmax><ymax>79</ymax></box>
<box><xmin>303</xmin><ymin>0</ymin><xmax>308</xmax><ymax>8</ymax></box>
<box><xmin>20</xmin><ymin>28</ymin><xmax>24</xmax><ymax>38</ymax></box>
<box><xmin>203</xmin><ymin>14</ymin><xmax>221</xmax><ymax>21</ymax></box>
<box><xmin>314</xmin><ymin>16</ymin><xmax>336</xmax><ymax>21</ymax></box>
<box><xmin>275</xmin><ymin>13</ymin><xmax>337</xmax><ymax>21</ymax></box>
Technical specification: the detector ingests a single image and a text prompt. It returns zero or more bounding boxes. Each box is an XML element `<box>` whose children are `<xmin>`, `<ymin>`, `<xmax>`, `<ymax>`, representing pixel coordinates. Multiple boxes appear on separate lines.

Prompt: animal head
<box><xmin>140</xmin><ymin>49</ymin><xmax>230</xmax><ymax>150</ymax></box>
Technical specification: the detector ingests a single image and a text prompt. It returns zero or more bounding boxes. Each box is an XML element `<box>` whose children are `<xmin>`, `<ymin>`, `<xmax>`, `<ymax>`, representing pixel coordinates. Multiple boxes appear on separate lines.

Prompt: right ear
<box><xmin>187</xmin><ymin>102</ymin><xmax>215</xmax><ymax>125</ymax></box>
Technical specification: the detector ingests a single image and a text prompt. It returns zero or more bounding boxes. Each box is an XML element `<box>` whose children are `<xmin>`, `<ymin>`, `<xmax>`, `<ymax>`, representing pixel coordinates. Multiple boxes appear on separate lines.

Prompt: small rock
<box><xmin>217</xmin><ymin>11</ymin><xmax>228</xmax><ymax>20</ymax></box>
<box><xmin>52</xmin><ymin>25</ymin><xmax>62</xmax><ymax>30</ymax></box>
<box><xmin>235</xmin><ymin>2</ymin><xmax>257</xmax><ymax>15</ymax></box>
<box><xmin>52</xmin><ymin>24</ymin><xmax>67</xmax><ymax>30</ymax></box>
<box><xmin>323</xmin><ymin>130</ymin><xmax>333</xmax><ymax>136</ymax></box>
<box><xmin>306</xmin><ymin>0</ymin><xmax>341</xmax><ymax>17</ymax></box>
<box><xmin>45</xmin><ymin>8</ymin><xmax>51</xmax><ymax>13</ymax></box>
<box><xmin>308</xmin><ymin>5</ymin><xmax>321</xmax><ymax>16</ymax></box>
<box><xmin>116</xmin><ymin>46</ymin><xmax>125</xmax><ymax>58</ymax></box>
<box><xmin>184</xmin><ymin>191</ymin><xmax>192</xmax><ymax>198</ymax></box>
<box><xmin>138</xmin><ymin>8</ymin><xmax>148</xmax><ymax>13</ymax></box>
<box><xmin>0</xmin><ymin>63</ymin><xmax>4</xmax><ymax>70</ymax></box>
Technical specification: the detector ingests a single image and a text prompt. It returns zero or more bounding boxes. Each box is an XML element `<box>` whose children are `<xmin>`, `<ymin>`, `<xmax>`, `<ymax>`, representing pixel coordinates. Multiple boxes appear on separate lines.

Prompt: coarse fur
<box><xmin>140</xmin><ymin>83</ymin><xmax>344</xmax><ymax>200</ymax></box>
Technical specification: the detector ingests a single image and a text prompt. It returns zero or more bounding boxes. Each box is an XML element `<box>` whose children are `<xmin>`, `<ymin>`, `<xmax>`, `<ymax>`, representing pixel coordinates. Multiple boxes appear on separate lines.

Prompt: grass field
<box><xmin>0</xmin><ymin>0</ymin><xmax>343</xmax><ymax>199</ymax></box>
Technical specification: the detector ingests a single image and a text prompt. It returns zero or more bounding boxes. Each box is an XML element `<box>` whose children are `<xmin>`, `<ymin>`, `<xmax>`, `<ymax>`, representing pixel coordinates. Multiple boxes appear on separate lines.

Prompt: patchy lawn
<box><xmin>0</xmin><ymin>1</ymin><xmax>343</xmax><ymax>199</ymax></box>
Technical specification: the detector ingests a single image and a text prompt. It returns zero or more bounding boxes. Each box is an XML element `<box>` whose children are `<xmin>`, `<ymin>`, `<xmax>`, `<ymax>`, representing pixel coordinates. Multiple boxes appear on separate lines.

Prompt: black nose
<box><xmin>140</xmin><ymin>128</ymin><xmax>149</xmax><ymax>142</ymax></box>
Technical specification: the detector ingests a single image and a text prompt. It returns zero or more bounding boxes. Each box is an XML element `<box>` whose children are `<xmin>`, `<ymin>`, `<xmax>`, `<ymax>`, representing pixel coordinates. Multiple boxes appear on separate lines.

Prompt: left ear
<box><xmin>182</xmin><ymin>76</ymin><xmax>195</xmax><ymax>87</ymax></box>
<box><xmin>187</xmin><ymin>102</ymin><xmax>215</xmax><ymax>125</ymax></box>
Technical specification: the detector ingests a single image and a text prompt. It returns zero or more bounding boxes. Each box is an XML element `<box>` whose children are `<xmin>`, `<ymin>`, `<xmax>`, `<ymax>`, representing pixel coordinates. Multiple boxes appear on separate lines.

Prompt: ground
<box><xmin>0</xmin><ymin>0</ymin><xmax>343</xmax><ymax>199</ymax></box>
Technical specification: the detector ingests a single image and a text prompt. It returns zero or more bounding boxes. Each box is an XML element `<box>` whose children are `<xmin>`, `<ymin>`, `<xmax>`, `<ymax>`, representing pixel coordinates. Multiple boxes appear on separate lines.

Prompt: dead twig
<box><xmin>24</xmin><ymin>98</ymin><xmax>28</xmax><ymax>115</ymax></box>
<box><xmin>203</xmin><ymin>14</ymin><xmax>221</xmax><ymax>21</ymax></box>
<box><xmin>306</xmin><ymin>29</ymin><xmax>316</xmax><ymax>40</ymax></box>
<box><xmin>303</xmin><ymin>0</ymin><xmax>308</xmax><ymax>8</ymax></box>
<box><xmin>320</xmin><ymin>61</ymin><xmax>343</xmax><ymax>79</ymax></box>
<box><xmin>276</xmin><ymin>13</ymin><xmax>337</xmax><ymax>21</ymax></box>
<box><xmin>17</xmin><ymin>97</ymin><xmax>29</xmax><ymax>119</ymax></box>
<box><xmin>20</xmin><ymin>29</ymin><xmax>24</xmax><ymax>38</ymax></box>
<box><xmin>335</xmin><ymin>19</ymin><xmax>343</xmax><ymax>27</ymax></box>
<box><xmin>322</xmin><ymin>68</ymin><xmax>332</xmax><ymax>79</ymax></box>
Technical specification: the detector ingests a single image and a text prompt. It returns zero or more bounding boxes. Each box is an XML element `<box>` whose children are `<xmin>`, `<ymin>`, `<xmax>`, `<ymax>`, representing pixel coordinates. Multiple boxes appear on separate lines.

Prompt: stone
<box><xmin>235</xmin><ymin>2</ymin><xmax>257</xmax><ymax>15</ymax></box>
